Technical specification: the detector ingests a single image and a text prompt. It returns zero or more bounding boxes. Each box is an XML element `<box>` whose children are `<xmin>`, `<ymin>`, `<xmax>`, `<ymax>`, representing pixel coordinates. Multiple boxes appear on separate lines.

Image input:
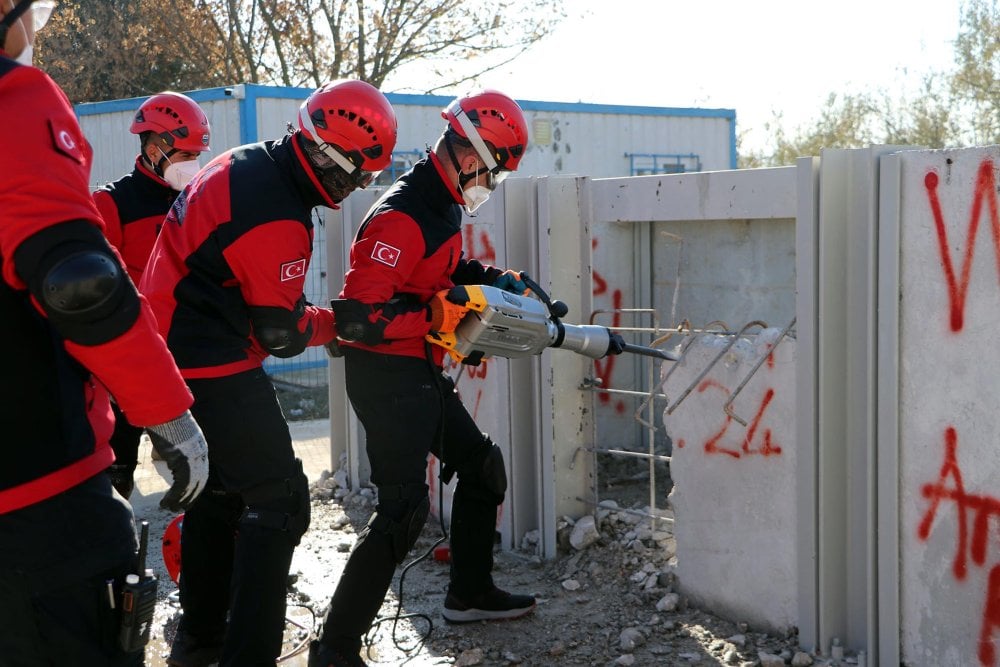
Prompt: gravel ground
<box><xmin>135</xmin><ymin>464</ymin><xmax>852</xmax><ymax>667</ymax></box>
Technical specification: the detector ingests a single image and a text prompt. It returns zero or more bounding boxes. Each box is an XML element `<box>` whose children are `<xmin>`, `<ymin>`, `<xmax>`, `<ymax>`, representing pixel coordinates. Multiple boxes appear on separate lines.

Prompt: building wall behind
<box><xmin>77</xmin><ymin>84</ymin><xmax>736</xmax><ymax>188</ymax></box>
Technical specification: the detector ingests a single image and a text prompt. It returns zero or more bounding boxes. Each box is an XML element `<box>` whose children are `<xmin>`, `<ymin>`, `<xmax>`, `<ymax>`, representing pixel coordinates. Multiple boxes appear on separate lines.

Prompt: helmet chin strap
<box><xmin>146</xmin><ymin>143</ymin><xmax>178</xmax><ymax>178</ymax></box>
<box><xmin>444</xmin><ymin>132</ymin><xmax>486</xmax><ymax>197</ymax></box>
<box><xmin>0</xmin><ymin>0</ymin><xmax>33</xmax><ymax>51</ymax></box>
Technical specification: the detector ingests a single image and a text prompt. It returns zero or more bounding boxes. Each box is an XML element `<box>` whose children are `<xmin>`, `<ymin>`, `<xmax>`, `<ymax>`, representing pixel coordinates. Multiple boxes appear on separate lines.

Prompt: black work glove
<box><xmin>324</xmin><ymin>338</ymin><xmax>344</xmax><ymax>358</ymax></box>
<box><xmin>107</xmin><ymin>463</ymin><xmax>135</xmax><ymax>499</ymax></box>
<box><xmin>147</xmin><ymin>410</ymin><xmax>209</xmax><ymax>511</ymax></box>
<box><xmin>606</xmin><ymin>331</ymin><xmax>627</xmax><ymax>356</ymax></box>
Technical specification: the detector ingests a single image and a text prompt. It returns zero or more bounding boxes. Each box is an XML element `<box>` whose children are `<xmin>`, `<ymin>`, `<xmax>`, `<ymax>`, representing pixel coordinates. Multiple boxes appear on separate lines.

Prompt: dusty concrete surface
<box><xmin>129</xmin><ymin>419</ymin><xmax>843</xmax><ymax>666</ymax></box>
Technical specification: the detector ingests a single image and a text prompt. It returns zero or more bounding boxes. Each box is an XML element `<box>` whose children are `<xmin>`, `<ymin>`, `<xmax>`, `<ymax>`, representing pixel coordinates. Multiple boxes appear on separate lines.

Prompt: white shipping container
<box><xmin>76</xmin><ymin>83</ymin><xmax>736</xmax><ymax>189</ymax></box>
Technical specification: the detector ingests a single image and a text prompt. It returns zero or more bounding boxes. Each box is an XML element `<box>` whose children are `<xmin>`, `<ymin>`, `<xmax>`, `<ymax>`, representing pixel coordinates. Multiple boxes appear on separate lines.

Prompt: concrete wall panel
<box><xmin>896</xmin><ymin>147</ymin><xmax>1000</xmax><ymax>666</ymax></box>
<box><xmin>662</xmin><ymin>329</ymin><xmax>797</xmax><ymax>631</ymax></box>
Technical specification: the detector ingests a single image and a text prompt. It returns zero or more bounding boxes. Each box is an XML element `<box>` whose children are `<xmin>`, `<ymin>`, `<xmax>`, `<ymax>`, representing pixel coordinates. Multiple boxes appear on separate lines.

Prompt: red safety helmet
<box><xmin>442</xmin><ymin>90</ymin><xmax>528</xmax><ymax>174</ymax></box>
<box><xmin>131</xmin><ymin>92</ymin><xmax>211</xmax><ymax>153</ymax></box>
<box><xmin>161</xmin><ymin>513</ymin><xmax>184</xmax><ymax>585</ymax></box>
<box><xmin>298</xmin><ymin>79</ymin><xmax>398</xmax><ymax>182</ymax></box>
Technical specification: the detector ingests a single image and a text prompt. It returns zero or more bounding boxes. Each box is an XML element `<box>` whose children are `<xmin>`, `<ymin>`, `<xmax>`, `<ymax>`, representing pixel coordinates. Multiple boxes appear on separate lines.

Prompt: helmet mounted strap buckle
<box><xmin>446</xmin><ymin>100</ymin><xmax>500</xmax><ymax>173</ymax></box>
<box><xmin>298</xmin><ymin>103</ymin><xmax>361</xmax><ymax>177</ymax></box>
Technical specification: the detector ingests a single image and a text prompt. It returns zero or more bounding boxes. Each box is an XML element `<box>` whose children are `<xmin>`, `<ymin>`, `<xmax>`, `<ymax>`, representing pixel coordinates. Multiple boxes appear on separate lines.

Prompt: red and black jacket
<box><xmin>0</xmin><ymin>56</ymin><xmax>192</xmax><ymax>514</ymax></box>
<box><xmin>340</xmin><ymin>152</ymin><xmax>503</xmax><ymax>364</ymax></box>
<box><xmin>139</xmin><ymin>134</ymin><xmax>337</xmax><ymax>379</ymax></box>
<box><xmin>93</xmin><ymin>157</ymin><xmax>177</xmax><ymax>285</ymax></box>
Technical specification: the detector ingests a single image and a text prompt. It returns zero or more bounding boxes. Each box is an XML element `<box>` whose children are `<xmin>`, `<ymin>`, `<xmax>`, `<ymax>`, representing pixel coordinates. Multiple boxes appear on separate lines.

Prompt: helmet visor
<box><xmin>299</xmin><ymin>102</ymin><xmax>380</xmax><ymax>188</ymax></box>
<box><xmin>486</xmin><ymin>168</ymin><xmax>510</xmax><ymax>191</ymax></box>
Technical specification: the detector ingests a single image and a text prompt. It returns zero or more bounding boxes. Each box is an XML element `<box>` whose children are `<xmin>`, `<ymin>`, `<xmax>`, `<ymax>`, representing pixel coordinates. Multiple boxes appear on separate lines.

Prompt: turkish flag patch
<box><xmin>371</xmin><ymin>241</ymin><xmax>401</xmax><ymax>267</ymax></box>
<box><xmin>280</xmin><ymin>258</ymin><xmax>307</xmax><ymax>281</ymax></box>
<box><xmin>48</xmin><ymin>118</ymin><xmax>85</xmax><ymax>164</ymax></box>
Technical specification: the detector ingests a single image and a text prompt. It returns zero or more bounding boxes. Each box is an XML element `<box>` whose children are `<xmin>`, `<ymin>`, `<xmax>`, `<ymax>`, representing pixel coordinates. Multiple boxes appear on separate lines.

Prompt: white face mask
<box><xmin>14</xmin><ymin>42</ymin><xmax>32</xmax><ymax>66</ymax></box>
<box><xmin>462</xmin><ymin>185</ymin><xmax>491</xmax><ymax>215</ymax></box>
<box><xmin>163</xmin><ymin>158</ymin><xmax>201</xmax><ymax>191</ymax></box>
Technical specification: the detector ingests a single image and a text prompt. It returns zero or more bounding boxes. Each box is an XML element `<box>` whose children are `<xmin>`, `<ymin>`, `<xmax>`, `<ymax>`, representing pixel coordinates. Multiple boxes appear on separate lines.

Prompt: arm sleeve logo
<box><xmin>371</xmin><ymin>241</ymin><xmax>401</xmax><ymax>267</ymax></box>
<box><xmin>280</xmin><ymin>258</ymin><xmax>307</xmax><ymax>281</ymax></box>
<box><xmin>48</xmin><ymin>117</ymin><xmax>85</xmax><ymax>164</ymax></box>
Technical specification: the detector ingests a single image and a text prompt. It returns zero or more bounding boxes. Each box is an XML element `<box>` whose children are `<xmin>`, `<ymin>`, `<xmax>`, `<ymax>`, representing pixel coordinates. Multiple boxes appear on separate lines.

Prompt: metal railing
<box><xmin>576</xmin><ymin>311</ymin><xmax>797</xmax><ymax>531</ymax></box>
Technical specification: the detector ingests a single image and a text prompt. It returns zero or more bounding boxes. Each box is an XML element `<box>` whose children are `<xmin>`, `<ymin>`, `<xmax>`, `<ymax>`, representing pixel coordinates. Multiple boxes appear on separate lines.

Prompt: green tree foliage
<box><xmin>951</xmin><ymin>0</ymin><xmax>1000</xmax><ymax>145</ymax></box>
<box><xmin>36</xmin><ymin>0</ymin><xmax>565</xmax><ymax>103</ymax></box>
<box><xmin>745</xmin><ymin>0</ymin><xmax>995</xmax><ymax>167</ymax></box>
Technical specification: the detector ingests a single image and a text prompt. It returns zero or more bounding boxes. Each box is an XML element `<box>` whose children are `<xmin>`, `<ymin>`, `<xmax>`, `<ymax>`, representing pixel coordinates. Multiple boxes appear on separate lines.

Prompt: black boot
<box><xmin>308</xmin><ymin>640</ymin><xmax>367</xmax><ymax>667</ymax></box>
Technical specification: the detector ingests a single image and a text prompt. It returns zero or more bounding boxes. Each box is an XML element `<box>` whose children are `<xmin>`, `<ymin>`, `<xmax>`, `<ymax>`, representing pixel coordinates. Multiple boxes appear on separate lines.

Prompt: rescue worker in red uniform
<box><xmin>139</xmin><ymin>79</ymin><xmax>398</xmax><ymax>667</ymax></box>
<box><xmin>0</xmin><ymin>2</ymin><xmax>209</xmax><ymax>665</ymax></box>
<box><xmin>310</xmin><ymin>90</ymin><xmax>536</xmax><ymax>667</ymax></box>
<box><xmin>93</xmin><ymin>91</ymin><xmax>211</xmax><ymax>498</ymax></box>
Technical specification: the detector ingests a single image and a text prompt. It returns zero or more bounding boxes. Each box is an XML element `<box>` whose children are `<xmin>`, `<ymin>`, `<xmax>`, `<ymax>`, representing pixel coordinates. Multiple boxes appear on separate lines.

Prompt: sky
<box><xmin>388</xmin><ymin>0</ymin><xmax>965</xmax><ymax>156</ymax></box>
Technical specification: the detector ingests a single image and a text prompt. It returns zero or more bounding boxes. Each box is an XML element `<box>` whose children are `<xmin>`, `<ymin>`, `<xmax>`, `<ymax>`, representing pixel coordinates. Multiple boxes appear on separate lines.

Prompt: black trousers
<box><xmin>0</xmin><ymin>473</ymin><xmax>141</xmax><ymax>667</ymax></box>
<box><xmin>319</xmin><ymin>348</ymin><xmax>502</xmax><ymax>650</ymax></box>
<box><xmin>176</xmin><ymin>368</ymin><xmax>309</xmax><ymax>667</ymax></box>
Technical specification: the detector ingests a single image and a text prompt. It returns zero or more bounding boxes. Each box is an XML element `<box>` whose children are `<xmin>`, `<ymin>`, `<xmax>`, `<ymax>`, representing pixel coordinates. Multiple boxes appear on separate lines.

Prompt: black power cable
<box><xmin>361</xmin><ymin>341</ymin><xmax>453</xmax><ymax>659</ymax></box>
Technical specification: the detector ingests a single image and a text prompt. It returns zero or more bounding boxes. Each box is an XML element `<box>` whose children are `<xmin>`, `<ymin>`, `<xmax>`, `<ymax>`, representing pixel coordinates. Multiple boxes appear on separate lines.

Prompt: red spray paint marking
<box><xmin>463</xmin><ymin>224</ymin><xmax>496</xmax><ymax>264</ymax></box>
<box><xmin>980</xmin><ymin>564</ymin><xmax>1000</xmax><ymax>666</ymax></box>
<box><xmin>465</xmin><ymin>360</ymin><xmax>488</xmax><ymax>380</ymax></box>
<box><xmin>741</xmin><ymin>387</ymin><xmax>781</xmax><ymax>456</ymax></box>
<box><xmin>590</xmin><ymin>237</ymin><xmax>626</xmax><ymax>412</ymax></box>
<box><xmin>593</xmin><ymin>238</ymin><xmax>608</xmax><ymax>296</ymax></box>
<box><xmin>925</xmin><ymin>161</ymin><xmax>1000</xmax><ymax>332</ymax></box>
<box><xmin>917</xmin><ymin>426</ymin><xmax>1000</xmax><ymax>665</ymax></box>
<box><xmin>471</xmin><ymin>389</ymin><xmax>483</xmax><ymax>421</ymax></box>
<box><xmin>696</xmin><ymin>379</ymin><xmax>781</xmax><ymax>458</ymax></box>
<box><xmin>592</xmin><ymin>289</ymin><xmax>626</xmax><ymax>414</ymax></box>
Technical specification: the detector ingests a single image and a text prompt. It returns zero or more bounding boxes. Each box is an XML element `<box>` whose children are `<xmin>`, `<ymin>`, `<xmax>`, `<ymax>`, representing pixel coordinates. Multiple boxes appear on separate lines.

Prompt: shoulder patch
<box><xmin>47</xmin><ymin>117</ymin><xmax>85</xmax><ymax>164</ymax></box>
<box><xmin>280</xmin><ymin>258</ymin><xmax>307</xmax><ymax>281</ymax></box>
<box><xmin>371</xmin><ymin>241</ymin><xmax>401</xmax><ymax>268</ymax></box>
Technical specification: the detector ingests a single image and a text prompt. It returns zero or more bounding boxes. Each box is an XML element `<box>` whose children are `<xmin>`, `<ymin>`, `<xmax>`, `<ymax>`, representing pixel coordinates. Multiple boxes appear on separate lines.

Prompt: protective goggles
<box><xmin>298</xmin><ymin>103</ymin><xmax>380</xmax><ymax>189</ymax></box>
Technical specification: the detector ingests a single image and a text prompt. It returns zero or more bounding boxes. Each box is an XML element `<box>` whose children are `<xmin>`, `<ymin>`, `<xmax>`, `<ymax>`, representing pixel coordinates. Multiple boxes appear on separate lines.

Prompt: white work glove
<box><xmin>147</xmin><ymin>410</ymin><xmax>209</xmax><ymax>512</ymax></box>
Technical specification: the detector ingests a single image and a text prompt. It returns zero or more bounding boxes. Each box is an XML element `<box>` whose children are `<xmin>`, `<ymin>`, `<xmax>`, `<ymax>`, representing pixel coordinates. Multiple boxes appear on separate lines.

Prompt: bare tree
<box><xmin>38</xmin><ymin>0</ymin><xmax>229</xmax><ymax>102</ymax></box>
<box><xmin>201</xmin><ymin>0</ymin><xmax>566</xmax><ymax>89</ymax></box>
<box><xmin>745</xmin><ymin>0</ymin><xmax>1000</xmax><ymax>167</ymax></box>
<box><xmin>37</xmin><ymin>0</ymin><xmax>564</xmax><ymax>101</ymax></box>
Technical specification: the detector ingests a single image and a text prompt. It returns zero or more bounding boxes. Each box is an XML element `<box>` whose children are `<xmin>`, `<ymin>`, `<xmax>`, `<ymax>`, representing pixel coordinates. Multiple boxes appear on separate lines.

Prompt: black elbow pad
<box><xmin>43</xmin><ymin>250</ymin><xmax>123</xmax><ymax>314</ymax></box>
<box><xmin>14</xmin><ymin>221</ymin><xmax>140</xmax><ymax>345</ymax></box>
<box><xmin>249</xmin><ymin>299</ymin><xmax>313</xmax><ymax>358</ymax></box>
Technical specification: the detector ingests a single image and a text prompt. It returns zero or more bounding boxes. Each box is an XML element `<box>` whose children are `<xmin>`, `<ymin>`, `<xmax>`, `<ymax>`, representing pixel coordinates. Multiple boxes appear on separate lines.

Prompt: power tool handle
<box><xmin>519</xmin><ymin>273</ymin><xmax>549</xmax><ymax>303</ymax></box>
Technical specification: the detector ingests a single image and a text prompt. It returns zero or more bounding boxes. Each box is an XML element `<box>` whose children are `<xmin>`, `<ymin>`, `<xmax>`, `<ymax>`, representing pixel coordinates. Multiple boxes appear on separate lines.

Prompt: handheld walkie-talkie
<box><xmin>119</xmin><ymin>520</ymin><xmax>158</xmax><ymax>652</ymax></box>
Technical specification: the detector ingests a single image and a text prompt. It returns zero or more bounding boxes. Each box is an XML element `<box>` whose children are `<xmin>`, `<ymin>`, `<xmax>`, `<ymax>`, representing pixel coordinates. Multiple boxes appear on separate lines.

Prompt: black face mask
<box><xmin>318</xmin><ymin>165</ymin><xmax>358</xmax><ymax>204</ymax></box>
<box><xmin>303</xmin><ymin>138</ymin><xmax>365</xmax><ymax>204</ymax></box>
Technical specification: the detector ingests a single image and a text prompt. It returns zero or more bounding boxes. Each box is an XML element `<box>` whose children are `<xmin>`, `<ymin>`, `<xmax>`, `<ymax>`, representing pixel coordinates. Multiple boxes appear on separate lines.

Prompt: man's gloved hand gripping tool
<box><xmin>426</xmin><ymin>274</ymin><xmax>677</xmax><ymax>366</ymax></box>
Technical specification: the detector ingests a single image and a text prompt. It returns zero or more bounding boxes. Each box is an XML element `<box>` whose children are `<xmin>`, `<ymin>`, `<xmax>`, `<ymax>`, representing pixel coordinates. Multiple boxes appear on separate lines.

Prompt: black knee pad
<box><xmin>238</xmin><ymin>458</ymin><xmax>311</xmax><ymax>544</ymax></box>
<box><xmin>479</xmin><ymin>442</ymin><xmax>508</xmax><ymax>499</ymax></box>
<box><xmin>454</xmin><ymin>437</ymin><xmax>508</xmax><ymax>505</ymax></box>
<box><xmin>367</xmin><ymin>483</ymin><xmax>430</xmax><ymax>564</ymax></box>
